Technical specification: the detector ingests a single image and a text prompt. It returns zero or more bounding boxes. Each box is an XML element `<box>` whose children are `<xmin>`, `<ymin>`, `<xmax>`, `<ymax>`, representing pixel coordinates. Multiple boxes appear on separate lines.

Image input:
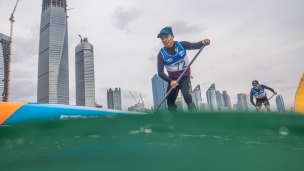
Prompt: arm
<box><xmin>261</xmin><ymin>85</ymin><xmax>277</xmax><ymax>94</ymax></box>
<box><xmin>179</xmin><ymin>39</ymin><xmax>210</xmax><ymax>50</ymax></box>
<box><xmin>250</xmin><ymin>91</ymin><xmax>256</xmax><ymax>107</ymax></box>
<box><xmin>179</xmin><ymin>41</ymin><xmax>203</xmax><ymax>50</ymax></box>
<box><xmin>157</xmin><ymin>52</ymin><xmax>172</xmax><ymax>83</ymax></box>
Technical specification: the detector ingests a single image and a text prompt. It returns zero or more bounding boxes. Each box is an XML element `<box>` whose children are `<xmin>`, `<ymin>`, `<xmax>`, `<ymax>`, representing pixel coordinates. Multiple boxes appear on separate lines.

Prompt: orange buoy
<box><xmin>295</xmin><ymin>73</ymin><xmax>304</xmax><ymax>114</ymax></box>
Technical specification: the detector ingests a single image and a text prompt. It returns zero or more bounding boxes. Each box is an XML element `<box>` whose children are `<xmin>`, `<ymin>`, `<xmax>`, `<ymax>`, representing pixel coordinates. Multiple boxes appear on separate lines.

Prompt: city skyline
<box><xmin>0</xmin><ymin>0</ymin><xmax>302</xmax><ymax>110</ymax></box>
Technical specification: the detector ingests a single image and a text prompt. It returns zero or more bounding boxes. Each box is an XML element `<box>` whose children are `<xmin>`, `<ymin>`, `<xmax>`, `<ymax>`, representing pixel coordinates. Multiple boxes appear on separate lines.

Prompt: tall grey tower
<box><xmin>0</xmin><ymin>33</ymin><xmax>10</xmax><ymax>102</ymax></box>
<box><xmin>75</xmin><ymin>37</ymin><xmax>95</xmax><ymax>107</ymax></box>
<box><xmin>215</xmin><ymin>90</ymin><xmax>224</xmax><ymax>108</ymax></box>
<box><xmin>206</xmin><ymin>83</ymin><xmax>218</xmax><ymax>112</ymax></box>
<box><xmin>151</xmin><ymin>74</ymin><xmax>168</xmax><ymax>112</ymax></box>
<box><xmin>222</xmin><ymin>90</ymin><xmax>232</xmax><ymax>110</ymax></box>
<box><xmin>192</xmin><ymin>84</ymin><xmax>202</xmax><ymax>111</ymax></box>
<box><xmin>276</xmin><ymin>94</ymin><xmax>285</xmax><ymax>112</ymax></box>
<box><xmin>237</xmin><ymin>93</ymin><xmax>250</xmax><ymax>111</ymax></box>
<box><xmin>37</xmin><ymin>0</ymin><xmax>69</xmax><ymax>104</ymax></box>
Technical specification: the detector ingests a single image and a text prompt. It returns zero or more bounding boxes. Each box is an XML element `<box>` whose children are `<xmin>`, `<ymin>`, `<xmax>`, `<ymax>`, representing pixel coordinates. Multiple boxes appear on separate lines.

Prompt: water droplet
<box><xmin>279</xmin><ymin>127</ymin><xmax>289</xmax><ymax>136</ymax></box>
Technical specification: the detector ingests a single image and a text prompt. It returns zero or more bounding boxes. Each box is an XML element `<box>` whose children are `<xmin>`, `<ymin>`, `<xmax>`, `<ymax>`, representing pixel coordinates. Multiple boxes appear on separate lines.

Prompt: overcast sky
<box><xmin>0</xmin><ymin>0</ymin><xmax>303</xmax><ymax>111</ymax></box>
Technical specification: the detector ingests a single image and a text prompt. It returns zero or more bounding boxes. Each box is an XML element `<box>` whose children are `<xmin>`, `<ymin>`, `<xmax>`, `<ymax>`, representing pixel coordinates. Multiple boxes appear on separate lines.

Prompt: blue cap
<box><xmin>252</xmin><ymin>80</ymin><xmax>259</xmax><ymax>85</ymax></box>
<box><xmin>157</xmin><ymin>27</ymin><xmax>173</xmax><ymax>38</ymax></box>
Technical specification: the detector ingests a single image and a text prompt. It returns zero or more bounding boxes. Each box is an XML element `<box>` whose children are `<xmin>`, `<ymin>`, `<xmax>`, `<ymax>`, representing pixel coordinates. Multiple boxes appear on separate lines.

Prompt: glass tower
<box><xmin>75</xmin><ymin>38</ymin><xmax>95</xmax><ymax>107</ymax></box>
<box><xmin>215</xmin><ymin>90</ymin><xmax>224</xmax><ymax>108</ymax></box>
<box><xmin>276</xmin><ymin>94</ymin><xmax>285</xmax><ymax>112</ymax></box>
<box><xmin>107</xmin><ymin>88</ymin><xmax>122</xmax><ymax>110</ymax></box>
<box><xmin>0</xmin><ymin>33</ymin><xmax>10</xmax><ymax>102</ymax></box>
<box><xmin>222</xmin><ymin>90</ymin><xmax>232</xmax><ymax>110</ymax></box>
<box><xmin>192</xmin><ymin>84</ymin><xmax>202</xmax><ymax>111</ymax></box>
<box><xmin>206</xmin><ymin>83</ymin><xmax>218</xmax><ymax>112</ymax></box>
<box><xmin>151</xmin><ymin>74</ymin><xmax>168</xmax><ymax>112</ymax></box>
<box><xmin>37</xmin><ymin>0</ymin><xmax>69</xmax><ymax>104</ymax></box>
<box><xmin>237</xmin><ymin>93</ymin><xmax>251</xmax><ymax>111</ymax></box>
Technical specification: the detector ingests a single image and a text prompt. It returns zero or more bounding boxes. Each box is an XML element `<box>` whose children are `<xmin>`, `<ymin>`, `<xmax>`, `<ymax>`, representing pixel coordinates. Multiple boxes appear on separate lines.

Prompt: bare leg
<box><xmin>265</xmin><ymin>105</ymin><xmax>271</xmax><ymax>112</ymax></box>
<box><xmin>256</xmin><ymin>106</ymin><xmax>261</xmax><ymax>112</ymax></box>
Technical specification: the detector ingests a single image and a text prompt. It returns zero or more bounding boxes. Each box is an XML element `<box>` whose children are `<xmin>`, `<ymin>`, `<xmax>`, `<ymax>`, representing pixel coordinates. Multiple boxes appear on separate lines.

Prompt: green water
<box><xmin>1</xmin><ymin>112</ymin><xmax>304</xmax><ymax>171</ymax></box>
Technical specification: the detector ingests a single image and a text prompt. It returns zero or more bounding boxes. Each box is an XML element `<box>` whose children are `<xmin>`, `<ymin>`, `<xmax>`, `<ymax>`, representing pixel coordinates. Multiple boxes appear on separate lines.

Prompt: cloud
<box><xmin>148</xmin><ymin>43</ymin><xmax>163</xmax><ymax>61</ymax></box>
<box><xmin>201</xmin><ymin>81</ymin><xmax>212</xmax><ymax>87</ymax></box>
<box><xmin>111</xmin><ymin>6</ymin><xmax>142</xmax><ymax>33</ymax></box>
<box><xmin>170</xmin><ymin>20</ymin><xmax>207</xmax><ymax>35</ymax></box>
<box><xmin>148</xmin><ymin>54</ymin><xmax>156</xmax><ymax>61</ymax></box>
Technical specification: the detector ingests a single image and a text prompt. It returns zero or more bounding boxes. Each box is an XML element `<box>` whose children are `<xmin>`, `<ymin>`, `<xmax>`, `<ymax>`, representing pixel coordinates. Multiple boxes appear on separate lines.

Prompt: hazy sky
<box><xmin>0</xmin><ymin>0</ymin><xmax>303</xmax><ymax>110</ymax></box>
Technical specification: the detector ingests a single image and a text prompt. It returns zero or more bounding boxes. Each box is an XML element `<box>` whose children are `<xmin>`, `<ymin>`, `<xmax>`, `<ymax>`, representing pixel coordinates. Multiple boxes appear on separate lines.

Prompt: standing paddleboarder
<box><xmin>157</xmin><ymin>26</ymin><xmax>210</xmax><ymax>113</ymax></box>
<box><xmin>250</xmin><ymin>80</ymin><xmax>277</xmax><ymax>112</ymax></box>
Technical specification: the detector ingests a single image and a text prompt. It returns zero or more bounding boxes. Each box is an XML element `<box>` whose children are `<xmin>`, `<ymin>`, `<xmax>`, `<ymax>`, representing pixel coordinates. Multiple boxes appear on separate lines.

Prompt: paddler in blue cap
<box><xmin>250</xmin><ymin>80</ymin><xmax>277</xmax><ymax>112</ymax></box>
<box><xmin>157</xmin><ymin>26</ymin><xmax>210</xmax><ymax>113</ymax></box>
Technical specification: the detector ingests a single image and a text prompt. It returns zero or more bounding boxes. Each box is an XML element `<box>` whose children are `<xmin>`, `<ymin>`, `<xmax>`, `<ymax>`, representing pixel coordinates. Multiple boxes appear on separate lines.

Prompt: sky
<box><xmin>0</xmin><ymin>0</ymin><xmax>303</xmax><ymax>111</ymax></box>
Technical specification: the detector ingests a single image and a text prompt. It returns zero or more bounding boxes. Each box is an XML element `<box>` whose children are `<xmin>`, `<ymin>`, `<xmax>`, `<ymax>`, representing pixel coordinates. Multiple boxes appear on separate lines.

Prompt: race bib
<box><xmin>165</xmin><ymin>57</ymin><xmax>189</xmax><ymax>72</ymax></box>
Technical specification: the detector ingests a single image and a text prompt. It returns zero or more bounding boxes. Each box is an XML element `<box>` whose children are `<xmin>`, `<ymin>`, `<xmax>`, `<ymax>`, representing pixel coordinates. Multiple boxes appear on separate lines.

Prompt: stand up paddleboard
<box><xmin>0</xmin><ymin>102</ymin><xmax>145</xmax><ymax>126</ymax></box>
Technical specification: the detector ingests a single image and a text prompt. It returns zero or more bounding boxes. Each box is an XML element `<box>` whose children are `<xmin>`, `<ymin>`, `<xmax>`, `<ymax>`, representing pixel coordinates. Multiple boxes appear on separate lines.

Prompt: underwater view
<box><xmin>1</xmin><ymin>112</ymin><xmax>304</xmax><ymax>171</ymax></box>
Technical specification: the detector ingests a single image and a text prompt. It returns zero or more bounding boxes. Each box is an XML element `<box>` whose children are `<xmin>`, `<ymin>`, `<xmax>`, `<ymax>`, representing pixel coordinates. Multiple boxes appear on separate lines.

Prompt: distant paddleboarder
<box><xmin>157</xmin><ymin>26</ymin><xmax>210</xmax><ymax>113</ymax></box>
<box><xmin>250</xmin><ymin>80</ymin><xmax>277</xmax><ymax>112</ymax></box>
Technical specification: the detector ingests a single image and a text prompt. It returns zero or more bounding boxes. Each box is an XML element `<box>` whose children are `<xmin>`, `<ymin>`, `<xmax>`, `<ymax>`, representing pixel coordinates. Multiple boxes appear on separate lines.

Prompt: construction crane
<box><xmin>139</xmin><ymin>93</ymin><xmax>144</xmax><ymax>104</ymax></box>
<box><xmin>129</xmin><ymin>91</ymin><xmax>138</xmax><ymax>104</ymax></box>
<box><xmin>5</xmin><ymin>0</ymin><xmax>19</xmax><ymax>102</ymax></box>
<box><xmin>66</xmin><ymin>8</ymin><xmax>74</xmax><ymax>18</ymax></box>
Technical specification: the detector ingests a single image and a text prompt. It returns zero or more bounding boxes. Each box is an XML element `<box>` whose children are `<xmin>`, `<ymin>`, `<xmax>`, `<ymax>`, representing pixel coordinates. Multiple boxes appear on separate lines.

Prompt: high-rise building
<box><xmin>0</xmin><ymin>33</ymin><xmax>10</xmax><ymax>102</ymax></box>
<box><xmin>191</xmin><ymin>84</ymin><xmax>202</xmax><ymax>111</ymax></box>
<box><xmin>75</xmin><ymin>37</ymin><xmax>95</xmax><ymax>107</ymax></box>
<box><xmin>206</xmin><ymin>83</ymin><xmax>218</xmax><ymax>112</ymax></box>
<box><xmin>233</xmin><ymin>104</ymin><xmax>238</xmax><ymax>110</ymax></box>
<box><xmin>128</xmin><ymin>102</ymin><xmax>145</xmax><ymax>112</ymax></box>
<box><xmin>222</xmin><ymin>91</ymin><xmax>232</xmax><ymax>110</ymax></box>
<box><xmin>107</xmin><ymin>88</ymin><xmax>122</xmax><ymax>110</ymax></box>
<box><xmin>175</xmin><ymin>96</ymin><xmax>187</xmax><ymax>112</ymax></box>
<box><xmin>200</xmin><ymin>103</ymin><xmax>209</xmax><ymax>111</ymax></box>
<box><xmin>237</xmin><ymin>93</ymin><xmax>251</xmax><ymax>111</ymax></box>
<box><xmin>151</xmin><ymin>74</ymin><xmax>168</xmax><ymax>111</ymax></box>
<box><xmin>94</xmin><ymin>102</ymin><xmax>102</xmax><ymax>108</ymax></box>
<box><xmin>276</xmin><ymin>94</ymin><xmax>285</xmax><ymax>112</ymax></box>
<box><xmin>215</xmin><ymin>90</ymin><xmax>224</xmax><ymax>108</ymax></box>
<box><xmin>37</xmin><ymin>0</ymin><xmax>69</xmax><ymax>104</ymax></box>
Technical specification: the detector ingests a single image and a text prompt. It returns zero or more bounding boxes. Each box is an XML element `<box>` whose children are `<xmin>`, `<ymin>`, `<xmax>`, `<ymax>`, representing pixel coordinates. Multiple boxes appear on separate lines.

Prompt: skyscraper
<box><xmin>37</xmin><ymin>0</ymin><xmax>69</xmax><ymax>104</ymax></box>
<box><xmin>237</xmin><ymin>93</ymin><xmax>250</xmax><ymax>111</ymax></box>
<box><xmin>206</xmin><ymin>83</ymin><xmax>218</xmax><ymax>112</ymax></box>
<box><xmin>276</xmin><ymin>94</ymin><xmax>285</xmax><ymax>112</ymax></box>
<box><xmin>151</xmin><ymin>74</ymin><xmax>168</xmax><ymax>111</ymax></box>
<box><xmin>107</xmin><ymin>88</ymin><xmax>122</xmax><ymax>110</ymax></box>
<box><xmin>192</xmin><ymin>84</ymin><xmax>202</xmax><ymax>111</ymax></box>
<box><xmin>75</xmin><ymin>37</ymin><xmax>95</xmax><ymax>107</ymax></box>
<box><xmin>215</xmin><ymin>90</ymin><xmax>224</xmax><ymax>108</ymax></box>
<box><xmin>175</xmin><ymin>96</ymin><xmax>188</xmax><ymax>112</ymax></box>
<box><xmin>222</xmin><ymin>90</ymin><xmax>232</xmax><ymax>110</ymax></box>
<box><xmin>0</xmin><ymin>33</ymin><xmax>10</xmax><ymax>102</ymax></box>
<box><xmin>200</xmin><ymin>103</ymin><xmax>209</xmax><ymax>111</ymax></box>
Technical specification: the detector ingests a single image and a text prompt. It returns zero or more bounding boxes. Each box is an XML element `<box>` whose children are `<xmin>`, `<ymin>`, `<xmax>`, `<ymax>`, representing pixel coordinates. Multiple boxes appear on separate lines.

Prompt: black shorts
<box><xmin>256</xmin><ymin>99</ymin><xmax>270</xmax><ymax>107</ymax></box>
